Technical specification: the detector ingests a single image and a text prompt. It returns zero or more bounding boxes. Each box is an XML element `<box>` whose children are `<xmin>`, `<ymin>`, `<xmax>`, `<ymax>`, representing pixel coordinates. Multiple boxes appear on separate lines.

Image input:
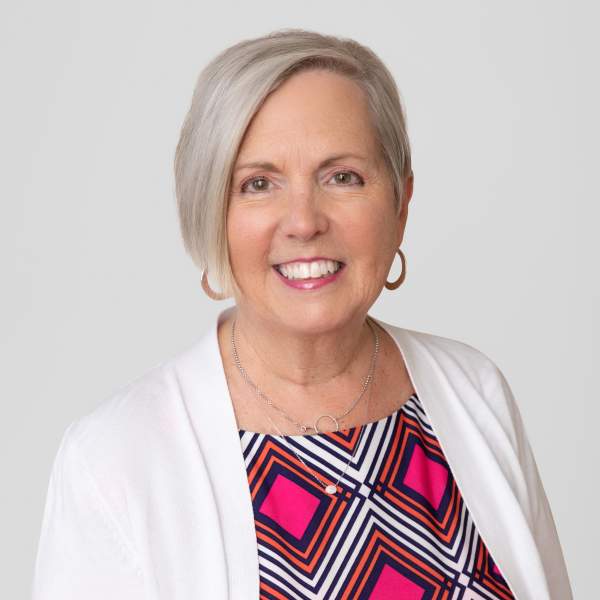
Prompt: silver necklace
<box><xmin>231</xmin><ymin>316</ymin><xmax>380</xmax><ymax>495</ymax></box>
<box><xmin>231</xmin><ymin>317</ymin><xmax>380</xmax><ymax>434</ymax></box>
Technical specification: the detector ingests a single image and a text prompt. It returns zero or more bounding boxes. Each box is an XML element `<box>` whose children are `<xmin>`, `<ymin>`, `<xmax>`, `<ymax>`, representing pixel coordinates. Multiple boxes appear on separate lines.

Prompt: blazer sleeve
<box><xmin>493</xmin><ymin>365</ymin><xmax>574</xmax><ymax>599</ymax></box>
<box><xmin>32</xmin><ymin>423</ymin><xmax>146</xmax><ymax>600</ymax></box>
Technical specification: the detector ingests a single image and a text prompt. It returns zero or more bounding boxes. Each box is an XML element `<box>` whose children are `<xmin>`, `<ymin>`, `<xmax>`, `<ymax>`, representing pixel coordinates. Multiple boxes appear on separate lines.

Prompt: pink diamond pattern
<box><xmin>259</xmin><ymin>474</ymin><xmax>320</xmax><ymax>539</ymax></box>
<box><xmin>369</xmin><ymin>564</ymin><xmax>425</xmax><ymax>600</ymax></box>
<box><xmin>403</xmin><ymin>444</ymin><xmax>449</xmax><ymax>510</ymax></box>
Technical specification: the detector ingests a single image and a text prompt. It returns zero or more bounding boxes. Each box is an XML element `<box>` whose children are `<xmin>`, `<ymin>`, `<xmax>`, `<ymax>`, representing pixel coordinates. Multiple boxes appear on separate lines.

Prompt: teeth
<box><xmin>277</xmin><ymin>260</ymin><xmax>342</xmax><ymax>280</ymax></box>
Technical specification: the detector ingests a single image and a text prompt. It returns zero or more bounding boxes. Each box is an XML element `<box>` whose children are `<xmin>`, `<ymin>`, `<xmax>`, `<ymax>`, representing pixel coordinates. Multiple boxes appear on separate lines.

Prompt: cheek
<box><xmin>348</xmin><ymin>212</ymin><xmax>396</xmax><ymax>261</ymax></box>
<box><xmin>348</xmin><ymin>226</ymin><xmax>398</xmax><ymax>290</ymax></box>
<box><xmin>227</xmin><ymin>210</ymin><xmax>271</xmax><ymax>272</ymax></box>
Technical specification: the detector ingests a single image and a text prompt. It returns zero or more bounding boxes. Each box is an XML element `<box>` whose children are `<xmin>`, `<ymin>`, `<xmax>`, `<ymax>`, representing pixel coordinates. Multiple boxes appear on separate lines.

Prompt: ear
<box><xmin>396</xmin><ymin>171</ymin><xmax>414</xmax><ymax>245</ymax></box>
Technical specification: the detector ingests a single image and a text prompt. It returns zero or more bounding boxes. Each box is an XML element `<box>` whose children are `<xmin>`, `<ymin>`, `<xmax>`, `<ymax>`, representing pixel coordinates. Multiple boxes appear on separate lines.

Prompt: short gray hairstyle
<box><xmin>174</xmin><ymin>28</ymin><xmax>413</xmax><ymax>298</ymax></box>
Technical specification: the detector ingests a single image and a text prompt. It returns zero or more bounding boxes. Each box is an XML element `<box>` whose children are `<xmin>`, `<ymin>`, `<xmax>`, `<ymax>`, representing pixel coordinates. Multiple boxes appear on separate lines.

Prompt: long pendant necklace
<box><xmin>231</xmin><ymin>317</ymin><xmax>380</xmax><ymax>495</ymax></box>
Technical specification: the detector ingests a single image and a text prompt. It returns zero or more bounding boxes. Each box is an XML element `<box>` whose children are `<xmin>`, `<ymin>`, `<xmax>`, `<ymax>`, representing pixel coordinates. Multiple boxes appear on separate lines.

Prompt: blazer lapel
<box><xmin>174</xmin><ymin>305</ymin><xmax>261</xmax><ymax>598</ymax></box>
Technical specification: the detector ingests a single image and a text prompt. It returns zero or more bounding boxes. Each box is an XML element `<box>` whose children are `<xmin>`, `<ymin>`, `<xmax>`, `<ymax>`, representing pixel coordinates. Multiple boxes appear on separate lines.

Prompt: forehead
<box><xmin>235</xmin><ymin>70</ymin><xmax>379</xmax><ymax>163</ymax></box>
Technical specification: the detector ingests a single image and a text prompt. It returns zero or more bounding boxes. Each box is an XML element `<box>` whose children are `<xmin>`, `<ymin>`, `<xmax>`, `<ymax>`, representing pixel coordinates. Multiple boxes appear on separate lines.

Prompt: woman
<box><xmin>33</xmin><ymin>29</ymin><xmax>572</xmax><ymax>599</ymax></box>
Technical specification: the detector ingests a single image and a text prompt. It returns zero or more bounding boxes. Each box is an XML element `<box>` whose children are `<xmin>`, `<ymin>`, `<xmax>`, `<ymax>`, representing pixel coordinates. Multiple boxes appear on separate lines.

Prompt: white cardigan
<box><xmin>32</xmin><ymin>306</ymin><xmax>573</xmax><ymax>599</ymax></box>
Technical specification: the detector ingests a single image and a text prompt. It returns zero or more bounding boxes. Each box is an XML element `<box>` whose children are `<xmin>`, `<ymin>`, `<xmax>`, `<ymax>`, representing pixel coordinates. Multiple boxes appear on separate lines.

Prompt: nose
<box><xmin>280</xmin><ymin>183</ymin><xmax>329</xmax><ymax>241</ymax></box>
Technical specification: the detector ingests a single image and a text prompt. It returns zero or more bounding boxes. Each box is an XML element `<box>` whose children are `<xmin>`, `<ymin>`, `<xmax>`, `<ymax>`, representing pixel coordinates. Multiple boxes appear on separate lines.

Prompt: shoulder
<box><xmin>66</xmin><ymin>358</ymin><xmax>177</xmax><ymax>463</ymax></box>
<box><xmin>375</xmin><ymin>317</ymin><xmax>520</xmax><ymax>433</ymax></box>
<box><xmin>375</xmin><ymin>317</ymin><xmax>505</xmax><ymax>388</ymax></box>
<box><xmin>378</xmin><ymin>317</ymin><xmax>524</xmax><ymax>443</ymax></box>
<box><xmin>37</xmin><ymin>354</ymin><xmax>189</xmax><ymax>591</ymax></box>
<box><xmin>56</xmin><ymin>337</ymin><xmax>207</xmax><ymax>505</ymax></box>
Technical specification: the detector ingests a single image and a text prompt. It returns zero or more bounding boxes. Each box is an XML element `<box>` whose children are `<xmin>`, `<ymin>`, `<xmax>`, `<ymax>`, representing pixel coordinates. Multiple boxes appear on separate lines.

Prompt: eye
<box><xmin>329</xmin><ymin>170</ymin><xmax>364</xmax><ymax>186</ymax></box>
<box><xmin>240</xmin><ymin>176</ymin><xmax>271</xmax><ymax>194</ymax></box>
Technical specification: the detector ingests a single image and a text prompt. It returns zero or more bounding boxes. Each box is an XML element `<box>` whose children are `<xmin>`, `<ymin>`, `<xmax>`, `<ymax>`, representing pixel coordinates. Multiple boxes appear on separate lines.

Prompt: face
<box><xmin>227</xmin><ymin>69</ymin><xmax>413</xmax><ymax>334</ymax></box>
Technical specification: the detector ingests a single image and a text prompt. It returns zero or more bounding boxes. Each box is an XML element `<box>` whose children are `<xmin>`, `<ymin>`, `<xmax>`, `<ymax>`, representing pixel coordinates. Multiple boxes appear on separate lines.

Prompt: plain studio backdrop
<box><xmin>2</xmin><ymin>1</ymin><xmax>597</xmax><ymax>597</ymax></box>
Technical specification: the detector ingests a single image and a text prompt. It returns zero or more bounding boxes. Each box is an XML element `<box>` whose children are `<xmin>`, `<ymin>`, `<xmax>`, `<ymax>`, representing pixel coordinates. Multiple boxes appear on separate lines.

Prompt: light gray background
<box><xmin>3</xmin><ymin>1</ymin><xmax>597</xmax><ymax>597</ymax></box>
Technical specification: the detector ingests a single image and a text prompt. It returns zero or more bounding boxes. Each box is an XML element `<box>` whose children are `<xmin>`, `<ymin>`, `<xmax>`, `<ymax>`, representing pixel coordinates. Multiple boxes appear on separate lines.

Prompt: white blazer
<box><xmin>32</xmin><ymin>306</ymin><xmax>573</xmax><ymax>599</ymax></box>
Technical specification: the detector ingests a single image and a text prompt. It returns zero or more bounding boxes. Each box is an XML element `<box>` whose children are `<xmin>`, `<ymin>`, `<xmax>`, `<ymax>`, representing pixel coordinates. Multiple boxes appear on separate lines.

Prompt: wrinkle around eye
<box><xmin>237</xmin><ymin>170</ymin><xmax>365</xmax><ymax>195</ymax></box>
<box><xmin>327</xmin><ymin>170</ymin><xmax>365</xmax><ymax>186</ymax></box>
<box><xmin>239</xmin><ymin>176</ymin><xmax>272</xmax><ymax>194</ymax></box>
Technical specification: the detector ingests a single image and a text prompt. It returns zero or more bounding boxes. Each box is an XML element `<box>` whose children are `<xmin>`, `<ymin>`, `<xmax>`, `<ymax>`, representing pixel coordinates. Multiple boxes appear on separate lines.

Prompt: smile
<box><xmin>272</xmin><ymin>261</ymin><xmax>345</xmax><ymax>290</ymax></box>
<box><xmin>275</xmin><ymin>259</ymin><xmax>343</xmax><ymax>280</ymax></box>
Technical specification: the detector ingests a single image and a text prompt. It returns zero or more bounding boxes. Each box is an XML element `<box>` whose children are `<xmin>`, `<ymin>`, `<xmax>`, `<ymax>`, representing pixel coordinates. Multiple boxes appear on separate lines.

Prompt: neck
<box><xmin>225</xmin><ymin>304</ymin><xmax>376</xmax><ymax>407</ymax></box>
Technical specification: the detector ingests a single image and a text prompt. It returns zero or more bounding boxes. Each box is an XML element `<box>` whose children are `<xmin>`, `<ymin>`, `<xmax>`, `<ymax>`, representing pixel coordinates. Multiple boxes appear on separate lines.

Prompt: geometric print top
<box><xmin>238</xmin><ymin>392</ymin><xmax>516</xmax><ymax>600</ymax></box>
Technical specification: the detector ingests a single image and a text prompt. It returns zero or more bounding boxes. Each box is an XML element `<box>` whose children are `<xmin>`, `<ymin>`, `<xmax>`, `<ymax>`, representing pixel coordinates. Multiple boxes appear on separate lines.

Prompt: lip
<box><xmin>272</xmin><ymin>262</ymin><xmax>345</xmax><ymax>290</ymax></box>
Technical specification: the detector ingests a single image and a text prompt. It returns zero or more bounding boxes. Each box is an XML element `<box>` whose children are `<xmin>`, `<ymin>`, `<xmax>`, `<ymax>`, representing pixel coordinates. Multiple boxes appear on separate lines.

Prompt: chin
<box><xmin>274</xmin><ymin>307</ymin><xmax>352</xmax><ymax>332</ymax></box>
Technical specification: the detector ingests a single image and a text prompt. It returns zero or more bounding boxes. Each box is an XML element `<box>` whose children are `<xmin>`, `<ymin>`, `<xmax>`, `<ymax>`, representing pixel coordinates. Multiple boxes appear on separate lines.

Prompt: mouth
<box><xmin>273</xmin><ymin>259</ymin><xmax>345</xmax><ymax>281</ymax></box>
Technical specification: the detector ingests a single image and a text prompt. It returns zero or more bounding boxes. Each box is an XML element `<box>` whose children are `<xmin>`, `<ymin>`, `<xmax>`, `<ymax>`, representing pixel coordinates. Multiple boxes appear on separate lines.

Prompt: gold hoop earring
<box><xmin>385</xmin><ymin>248</ymin><xmax>406</xmax><ymax>290</ymax></box>
<box><xmin>201</xmin><ymin>269</ymin><xmax>229</xmax><ymax>301</ymax></box>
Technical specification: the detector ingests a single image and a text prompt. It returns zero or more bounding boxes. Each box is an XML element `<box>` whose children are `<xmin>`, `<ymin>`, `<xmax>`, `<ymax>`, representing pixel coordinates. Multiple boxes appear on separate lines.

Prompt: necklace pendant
<box><xmin>325</xmin><ymin>484</ymin><xmax>337</xmax><ymax>495</ymax></box>
<box><xmin>315</xmin><ymin>414</ymin><xmax>339</xmax><ymax>434</ymax></box>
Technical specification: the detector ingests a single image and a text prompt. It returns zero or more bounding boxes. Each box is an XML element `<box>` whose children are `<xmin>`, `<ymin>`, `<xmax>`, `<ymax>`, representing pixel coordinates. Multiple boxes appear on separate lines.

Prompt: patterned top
<box><xmin>238</xmin><ymin>393</ymin><xmax>516</xmax><ymax>600</ymax></box>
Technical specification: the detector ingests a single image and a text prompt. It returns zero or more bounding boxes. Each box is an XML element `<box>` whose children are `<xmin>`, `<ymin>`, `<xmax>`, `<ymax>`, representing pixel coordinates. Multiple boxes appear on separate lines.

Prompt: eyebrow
<box><xmin>234</xmin><ymin>153</ymin><xmax>369</xmax><ymax>173</ymax></box>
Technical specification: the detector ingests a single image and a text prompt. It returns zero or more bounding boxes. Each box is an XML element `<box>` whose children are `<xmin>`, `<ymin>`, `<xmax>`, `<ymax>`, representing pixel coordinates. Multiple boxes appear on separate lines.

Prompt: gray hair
<box><xmin>174</xmin><ymin>28</ymin><xmax>413</xmax><ymax>298</ymax></box>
